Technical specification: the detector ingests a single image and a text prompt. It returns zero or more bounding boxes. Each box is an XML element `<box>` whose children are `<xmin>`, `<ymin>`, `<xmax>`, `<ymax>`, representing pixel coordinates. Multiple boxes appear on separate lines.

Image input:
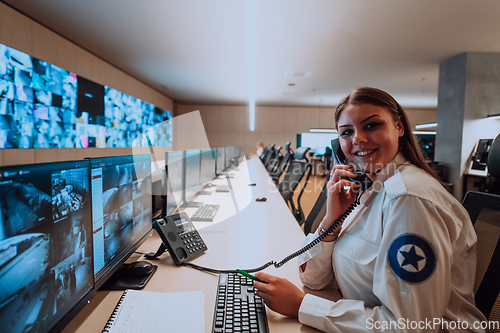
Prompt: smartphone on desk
<box><xmin>331</xmin><ymin>138</ymin><xmax>373</xmax><ymax>191</ymax></box>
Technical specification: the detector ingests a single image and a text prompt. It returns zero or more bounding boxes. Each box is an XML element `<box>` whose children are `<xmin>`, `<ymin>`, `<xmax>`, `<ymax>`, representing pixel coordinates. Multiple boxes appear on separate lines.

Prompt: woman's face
<box><xmin>337</xmin><ymin>103</ymin><xmax>404</xmax><ymax>174</ymax></box>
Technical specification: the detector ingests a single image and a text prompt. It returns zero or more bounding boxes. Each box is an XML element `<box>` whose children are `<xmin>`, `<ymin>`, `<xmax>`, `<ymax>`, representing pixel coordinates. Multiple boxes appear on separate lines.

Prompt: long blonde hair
<box><xmin>335</xmin><ymin>87</ymin><xmax>441</xmax><ymax>182</ymax></box>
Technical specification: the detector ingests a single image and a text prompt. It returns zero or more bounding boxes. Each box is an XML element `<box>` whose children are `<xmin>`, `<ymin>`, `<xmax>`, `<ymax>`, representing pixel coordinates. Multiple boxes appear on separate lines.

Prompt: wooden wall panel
<box><xmin>0</xmin><ymin>3</ymin><xmax>174</xmax><ymax>165</ymax></box>
<box><xmin>4</xmin><ymin>149</ymin><xmax>35</xmax><ymax>165</ymax></box>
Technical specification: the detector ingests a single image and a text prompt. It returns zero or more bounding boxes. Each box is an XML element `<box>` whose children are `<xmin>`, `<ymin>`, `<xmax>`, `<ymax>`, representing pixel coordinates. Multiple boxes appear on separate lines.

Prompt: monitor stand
<box><xmin>100</xmin><ymin>263</ymin><xmax>158</xmax><ymax>290</ymax></box>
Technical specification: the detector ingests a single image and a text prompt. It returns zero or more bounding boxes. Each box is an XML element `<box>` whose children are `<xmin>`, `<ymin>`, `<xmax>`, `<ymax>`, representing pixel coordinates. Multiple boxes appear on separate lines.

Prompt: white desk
<box><xmin>62</xmin><ymin>156</ymin><xmax>340</xmax><ymax>333</ymax></box>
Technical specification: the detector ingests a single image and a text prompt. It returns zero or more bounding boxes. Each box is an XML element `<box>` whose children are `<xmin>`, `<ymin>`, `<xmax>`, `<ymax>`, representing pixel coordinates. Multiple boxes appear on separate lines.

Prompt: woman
<box><xmin>254</xmin><ymin>87</ymin><xmax>486</xmax><ymax>332</ymax></box>
<box><xmin>256</xmin><ymin>141</ymin><xmax>265</xmax><ymax>157</ymax></box>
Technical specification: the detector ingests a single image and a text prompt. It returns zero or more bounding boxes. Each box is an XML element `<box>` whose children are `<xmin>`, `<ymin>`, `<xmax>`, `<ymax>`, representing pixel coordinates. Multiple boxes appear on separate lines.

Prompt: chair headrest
<box><xmin>268</xmin><ymin>143</ymin><xmax>275</xmax><ymax>150</ymax></box>
<box><xmin>285</xmin><ymin>142</ymin><xmax>291</xmax><ymax>152</ymax></box>
<box><xmin>294</xmin><ymin>147</ymin><xmax>310</xmax><ymax>160</ymax></box>
<box><xmin>488</xmin><ymin>133</ymin><xmax>500</xmax><ymax>179</ymax></box>
<box><xmin>275</xmin><ymin>146</ymin><xmax>282</xmax><ymax>154</ymax></box>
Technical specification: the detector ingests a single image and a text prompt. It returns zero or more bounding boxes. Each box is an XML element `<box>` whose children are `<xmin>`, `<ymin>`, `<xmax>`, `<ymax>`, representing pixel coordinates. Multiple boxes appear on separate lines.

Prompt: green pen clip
<box><xmin>236</xmin><ymin>269</ymin><xmax>264</xmax><ymax>283</ymax></box>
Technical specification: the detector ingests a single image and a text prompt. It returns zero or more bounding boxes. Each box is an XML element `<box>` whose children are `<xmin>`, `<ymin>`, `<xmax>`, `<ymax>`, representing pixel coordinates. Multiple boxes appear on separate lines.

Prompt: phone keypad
<box><xmin>180</xmin><ymin>232</ymin><xmax>206</xmax><ymax>254</ymax></box>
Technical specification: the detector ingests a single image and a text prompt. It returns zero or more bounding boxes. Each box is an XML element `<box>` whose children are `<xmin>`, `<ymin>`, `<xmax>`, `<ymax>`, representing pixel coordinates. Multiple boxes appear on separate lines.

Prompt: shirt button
<box><xmin>401</xmin><ymin>291</ymin><xmax>408</xmax><ymax>298</ymax></box>
<box><xmin>349</xmin><ymin>249</ymin><xmax>353</xmax><ymax>255</ymax></box>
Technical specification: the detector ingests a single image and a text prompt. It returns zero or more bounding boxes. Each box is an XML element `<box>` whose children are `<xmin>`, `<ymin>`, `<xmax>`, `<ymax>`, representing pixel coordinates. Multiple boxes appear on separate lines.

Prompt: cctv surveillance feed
<box><xmin>91</xmin><ymin>154</ymin><xmax>152</xmax><ymax>282</ymax></box>
<box><xmin>0</xmin><ymin>160</ymin><xmax>93</xmax><ymax>333</ymax></box>
<box><xmin>0</xmin><ymin>42</ymin><xmax>173</xmax><ymax>149</ymax></box>
<box><xmin>0</xmin><ymin>44</ymin><xmax>78</xmax><ymax>149</ymax></box>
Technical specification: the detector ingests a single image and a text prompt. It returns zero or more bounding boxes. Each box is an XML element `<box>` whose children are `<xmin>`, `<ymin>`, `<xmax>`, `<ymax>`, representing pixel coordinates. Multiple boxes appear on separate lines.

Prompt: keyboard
<box><xmin>212</xmin><ymin>273</ymin><xmax>269</xmax><ymax>333</ymax></box>
<box><xmin>191</xmin><ymin>203</ymin><xmax>219</xmax><ymax>221</ymax></box>
<box><xmin>216</xmin><ymin>185</ymin><xmax>230</xmax><ymax>192</ymax></box>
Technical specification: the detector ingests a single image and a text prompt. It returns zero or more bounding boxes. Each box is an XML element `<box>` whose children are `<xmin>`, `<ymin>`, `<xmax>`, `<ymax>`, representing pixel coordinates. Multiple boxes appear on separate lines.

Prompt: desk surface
<box><xmin>62</xmin><ymin>156</ymin><xmax>339</xmax><ymax>333</ymax></box>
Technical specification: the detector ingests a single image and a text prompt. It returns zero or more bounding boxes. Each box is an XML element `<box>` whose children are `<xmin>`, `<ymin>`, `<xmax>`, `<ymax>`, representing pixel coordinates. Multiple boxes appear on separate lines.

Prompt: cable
<box><xmin>183</xmin><ymin>189</ymin><xmax>366</xmax><ymax>274</ymax></box>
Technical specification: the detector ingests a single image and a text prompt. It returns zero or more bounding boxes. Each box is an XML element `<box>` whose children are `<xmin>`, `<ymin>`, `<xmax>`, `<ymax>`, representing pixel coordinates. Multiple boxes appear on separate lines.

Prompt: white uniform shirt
<box><xmin>297</xmin><ymin>155</ymin><xmax>487</xmax><ymax>332</ymax></box>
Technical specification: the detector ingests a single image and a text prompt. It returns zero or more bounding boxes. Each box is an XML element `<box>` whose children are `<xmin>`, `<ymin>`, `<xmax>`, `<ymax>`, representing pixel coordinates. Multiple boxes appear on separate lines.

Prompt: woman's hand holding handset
<box><xmin>320</xmin><ymin>162</ymin><xmax>360</xmax><ymax>241</ymax></box>
<box><xmin>300</xmin><ymin>162</ymin><xmax>360</xmax><ymax>271</ymax></box>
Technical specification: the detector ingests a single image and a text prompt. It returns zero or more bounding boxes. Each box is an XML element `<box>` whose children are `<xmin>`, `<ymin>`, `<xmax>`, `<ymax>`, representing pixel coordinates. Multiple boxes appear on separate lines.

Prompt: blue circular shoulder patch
<box><xmin>388</xmin><ymin>234</ymin><xmax>436</xmax><ymax>283</ymax></box>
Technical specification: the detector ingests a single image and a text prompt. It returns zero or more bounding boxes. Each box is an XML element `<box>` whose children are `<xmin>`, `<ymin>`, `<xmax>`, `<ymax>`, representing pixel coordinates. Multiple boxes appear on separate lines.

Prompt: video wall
<box><xmin>0</xmin><ymin>43</ymin><xmax>172</xmax><ymax>149</ymax></box>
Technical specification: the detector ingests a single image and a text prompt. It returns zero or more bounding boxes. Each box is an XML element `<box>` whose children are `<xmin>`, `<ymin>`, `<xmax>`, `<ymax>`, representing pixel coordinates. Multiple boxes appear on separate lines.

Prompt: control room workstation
<box><xmin>1</xmin><ymin>147</ymin><xmax>327</xmax><ymax>333</ymax></box>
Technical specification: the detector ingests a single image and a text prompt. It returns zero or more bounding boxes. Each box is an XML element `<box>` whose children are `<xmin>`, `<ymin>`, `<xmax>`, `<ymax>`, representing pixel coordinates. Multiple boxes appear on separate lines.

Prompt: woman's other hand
<box><xmin>254</xmin><ymin>272</ymin><xmax>305</xmax><ymax>317</ymax></box>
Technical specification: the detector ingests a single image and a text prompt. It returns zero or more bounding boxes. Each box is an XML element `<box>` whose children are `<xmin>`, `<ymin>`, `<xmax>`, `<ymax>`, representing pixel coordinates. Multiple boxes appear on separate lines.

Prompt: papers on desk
<box><xmin>102</xmin><ymin>290</ymin><xmax>204</xmax><ymax>333</ymax></box>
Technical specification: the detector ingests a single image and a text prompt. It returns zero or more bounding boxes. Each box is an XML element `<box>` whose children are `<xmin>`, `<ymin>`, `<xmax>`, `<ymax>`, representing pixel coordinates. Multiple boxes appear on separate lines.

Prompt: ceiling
<box><xmin>4</xmin><ymin>0</ymin><xmax>500</xmax><ymax>108</ymax></box>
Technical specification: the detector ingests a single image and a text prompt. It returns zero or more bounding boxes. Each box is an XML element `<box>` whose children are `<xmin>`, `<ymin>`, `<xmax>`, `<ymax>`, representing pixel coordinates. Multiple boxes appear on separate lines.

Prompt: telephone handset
<box><xmin>151</xmin><ymin>212</ymin><xmax>207</xmax><ymax>265</ymax></box>
<box><xmin>331</xmin><ymin>138</ymin><xmax>373</xmax><ymax>191</ymax></box>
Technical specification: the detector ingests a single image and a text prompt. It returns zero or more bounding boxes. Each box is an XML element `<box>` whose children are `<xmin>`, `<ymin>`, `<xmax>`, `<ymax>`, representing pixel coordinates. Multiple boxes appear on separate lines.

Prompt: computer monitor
<box><xmin>165</xmin><ymin>151</ymin><xmax>185</xmax><ymax>215</ymax></box>
<box><xmin>150</xmin><ymin>158</ymin><xmax>166</xmax><ymax>220</ymax></box>
<box><xmin>216</xmin><ymin>147</ymin><xmax>225</xmax><ymax>175</ymax></box>
<box><xmin>200</xmin><ymin>149</ymin><xmax>216</xmax><ymax>185</ymax></box>
<box><xmin>235</xmin><ymin>146</ymin><xmax>242</xmax><ymax>162</ymax></box>
<box><xmin>0</xmin><ymin>160</ymin><xmax>94</xmax><ymax>333</ymax></box>
<box><xmin>90</xmin><ymin>154</ymin><xmax>153</xmax><ymax>289</ymax></box>
<box><xmin>184</xmin><ymin>150</ymin><xmax>202</xmax><ymax>204</ymax></box>
<box><xmin>472</xmin><ymin>138</ymin><xmax>494</xmax><ymax>171</ymax></box>
<box><xmin>414</xmin><ymin>132</ymin><xmax>436</xmax><ymax>162</ymax></box>
<box><xmin>151</xmin><ymin>179</ymin><xmax>164</xmax><ymax>220</ymax></box>
<box><xmin>300</xmin><ymin>133</ymin><xmax>338</xmax><ymax>156</ymax></box>
<box><xmin>225</xmin><ymin>146</ymin><xmax>234</xmax><ymax>170</ymax></box>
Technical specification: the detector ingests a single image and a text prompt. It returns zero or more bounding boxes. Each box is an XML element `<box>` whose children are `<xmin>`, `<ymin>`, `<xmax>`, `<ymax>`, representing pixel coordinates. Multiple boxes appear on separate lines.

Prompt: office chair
<box><xmin>262</xmin><ymin>144</ymin><xmax>275</xmax><ymax>167</ymax></box>
<box><xmin>303</xmin><ymin>174</ymin><xmax>329</xmax><ymax>235</ymax></box>
<box><xmin>462</xmin><ymin>133</ymin><xmax>500</xmax><ymax>324</ymax></box>
<box><xmin>259</xmin><ymin>146</ymin><xmax>268</xmax><ymax>162</ymax></box>
<box><xmin>266</xmin><ymin>146</ymin><xmax>283</xmax><ymax>174</ymax></box>
<box><xmin>462</xmin><ymin>192</ymin><xmax>500</xmax><ymax>325</ymax></box>
<box><xmin>278</xmin><ymin>147</ymin><xmax>312</xmax><ymax>226</ymax></box>
<box><xmin>321</xmin><ymin>147</ymin><xmax>333</xmax><ymax>176</ymax></box>
<box><xmin>270</xmin><ymin>142</ymin><xmax>294</xmax><ymax>185</ymax></box>
<box><xmin>483</xmin><ymin>133</ymin><xmax>500</xmax><ymax>195</ymax></box>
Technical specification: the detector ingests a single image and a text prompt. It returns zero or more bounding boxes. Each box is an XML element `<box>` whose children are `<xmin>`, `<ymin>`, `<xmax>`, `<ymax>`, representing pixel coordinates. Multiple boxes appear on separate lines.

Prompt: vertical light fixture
<box><xmin>245</xmin><ymin>0</ymin><xmax>257</xmax><ymax>131</ymax></box>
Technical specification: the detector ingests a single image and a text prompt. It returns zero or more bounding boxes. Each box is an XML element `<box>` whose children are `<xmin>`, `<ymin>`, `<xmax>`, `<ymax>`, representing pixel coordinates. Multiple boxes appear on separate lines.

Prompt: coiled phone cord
<box><xmin>182</xmin><ymin>189</ymin><xmax>366</xmax><ymax>274</ymax></box>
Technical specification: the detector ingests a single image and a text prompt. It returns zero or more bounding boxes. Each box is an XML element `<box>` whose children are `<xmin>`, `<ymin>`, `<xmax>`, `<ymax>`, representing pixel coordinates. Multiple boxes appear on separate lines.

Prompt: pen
<box><xmin>236</xmin><ymin>269</ymin><xmax>265</xmax><ymax>283</ymax></box>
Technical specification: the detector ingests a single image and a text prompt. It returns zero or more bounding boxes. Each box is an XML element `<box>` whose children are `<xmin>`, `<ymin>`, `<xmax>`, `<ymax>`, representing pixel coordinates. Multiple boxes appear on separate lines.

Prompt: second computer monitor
<box><xmin>90</xmin><ymin>154</ymin><xmax>152</xmax><ymax>289</ymax></box>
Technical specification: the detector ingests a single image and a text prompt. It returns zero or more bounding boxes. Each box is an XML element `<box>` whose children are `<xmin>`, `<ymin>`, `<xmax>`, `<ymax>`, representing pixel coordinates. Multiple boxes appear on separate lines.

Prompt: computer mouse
<box><xmin>248</xmin><ymin>183</ymin><xmax>256</xmax><ymax>186</ymax></box>
<box><xmin>122</xmin><ymin>261</ymin><xmax>155</xmax><ymax>276</ymax></box>
<box><xmin>255</xmin><ymin>197</ymin><xmax>267</xmax><ymax>202</ymax></box>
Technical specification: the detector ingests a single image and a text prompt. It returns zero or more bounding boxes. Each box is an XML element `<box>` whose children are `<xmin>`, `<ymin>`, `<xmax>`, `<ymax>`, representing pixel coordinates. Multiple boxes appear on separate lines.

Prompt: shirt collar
<box><xmin>365</xmin><ymin>152</ymin><xmax>408</xmax><ymax>191</ymax></box>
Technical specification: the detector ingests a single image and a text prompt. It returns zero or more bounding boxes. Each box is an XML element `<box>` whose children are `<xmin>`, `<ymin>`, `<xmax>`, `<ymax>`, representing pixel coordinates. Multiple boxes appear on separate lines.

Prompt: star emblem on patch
<box><xmin>388</xmin><ymin>234</ymin><xmax>436</xmax><ymax>283</ymax></box>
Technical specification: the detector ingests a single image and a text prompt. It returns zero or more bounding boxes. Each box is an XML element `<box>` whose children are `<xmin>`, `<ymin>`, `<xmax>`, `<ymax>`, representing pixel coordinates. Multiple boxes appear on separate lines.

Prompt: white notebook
<box><xmin>102</xmin><ymin>290</ymin><xmax>204</xmax><ymax>333</ymax></box>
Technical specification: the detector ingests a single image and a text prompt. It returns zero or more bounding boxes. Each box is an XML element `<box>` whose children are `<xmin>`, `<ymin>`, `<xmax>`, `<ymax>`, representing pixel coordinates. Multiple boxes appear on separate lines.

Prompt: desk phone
<box><xmin>153</xmin><ymin>212</ymin><xmax>207</xmax><ymax>265</ymax></box>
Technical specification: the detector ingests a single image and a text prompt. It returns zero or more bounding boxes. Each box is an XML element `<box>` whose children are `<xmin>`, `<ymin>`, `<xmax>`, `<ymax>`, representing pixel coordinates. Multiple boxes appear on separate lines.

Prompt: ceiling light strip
<box><xmin>245</xmin><ymin>0</ymin><xmax>257</xmax><ymax>131</ymax></box>
<box><xmin>415</xmin><ymin>122</ymin><xmax>437</xmax><ymax>129</ymax></box>
<box><xmin>310</xmin><ymin>128</ymin><xmax>338</xmax><ymax>133</ymax></box>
